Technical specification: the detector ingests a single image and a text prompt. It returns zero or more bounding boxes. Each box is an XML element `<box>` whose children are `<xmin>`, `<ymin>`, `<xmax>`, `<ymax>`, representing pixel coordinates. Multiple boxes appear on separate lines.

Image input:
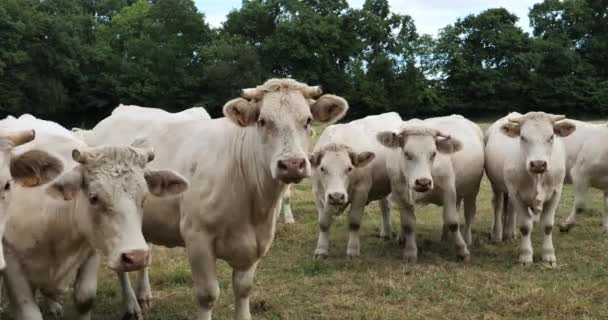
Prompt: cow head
<box><xmin>224</xmin><ymin>79</ymin><xmax>348</xmax><ymax>184</ymax></box>
<box><xmin>377</xmin><ymin>126</ymin><xmax>462</xmax><ymax>193</ymax></box>
<box><xmin>46</xmin><ymin>145</ymin><xmax>189</xmax><ymax>272</ymax></box>
<box><xmin>310</xmin><ymin>144</ymin><xmax>375</xmax><ymax>206</ymax></box>
<box><xmin>500</xmin><ymin>112</ymin><xmax>576</xmax><ymax>175</ymax></box>
<box><xmin>0</xmin><ymin>129</ymin><xmax>64</xmax><ymax>270</ymax></box>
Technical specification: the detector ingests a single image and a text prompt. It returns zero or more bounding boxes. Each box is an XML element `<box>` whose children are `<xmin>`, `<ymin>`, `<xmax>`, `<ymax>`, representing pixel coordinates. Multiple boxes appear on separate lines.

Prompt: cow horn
<box><xmin>241</xmin><ymin>88</ymin><xmax>264</xmax><ymax>100</ymax></box>
<box><xmin>435</xmin><ymin>131</ymin><xmax>451</xmax><ymax>139</ymax></box>
<box><xmin>7</xmin><ymin>129</ymin><xmax>35</xmax><ymax>147</ymax></box>
<box><xmin>302</xmin><ymin>86</ymin><xmax>323</xmax><ymax>99</ymax></box>
<box><xmin>550</xmin><ymin>114</ymin><xmax>566</xmax><ymax>123</ymax></box>
<box><xmin>508</xmin><ymin>116</ymin><xmax>523</xmax><ymax>125</ymax></box>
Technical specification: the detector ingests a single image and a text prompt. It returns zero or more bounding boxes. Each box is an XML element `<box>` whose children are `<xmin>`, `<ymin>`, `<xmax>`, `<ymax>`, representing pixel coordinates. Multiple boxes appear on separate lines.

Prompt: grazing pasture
<box><xmin>2</xmin><ymin>122</ymin><xmax>608</xmax><ymax>320</ymax></box>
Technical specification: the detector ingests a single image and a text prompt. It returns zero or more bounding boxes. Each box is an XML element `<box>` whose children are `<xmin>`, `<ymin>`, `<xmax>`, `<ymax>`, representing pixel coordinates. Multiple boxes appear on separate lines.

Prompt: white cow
<box><xmin>0</xmin><ymin>115</ymin><xmax>189</xmax><ymax>320</ymax></box>
<box><xmin>311</xmin><ymin>112</ymin><xmax>402</xmax><ymax>258</ymax></box>
<box><xmin>377</xmin><ymin>115</ymin><xmax>485</xmax><ymax>262</ymax></box>
<box><xmin>70</xmin><ymin>104</ymin><xmax>211</xmax><ymax>317</ymax></box>
<box><xmin>485</xmin><ymin>112</ymin><xmax>575</xmax><ymax>266</ymax></box>
<box><xmin>78</xmin><ymin>79</ymin><xmax>349</xmax><ymax>320</ymax></box>
<box><xmin>557</xmin><ymin>120</ymin><xmax>608</xmax><ymax>233</ymax></box>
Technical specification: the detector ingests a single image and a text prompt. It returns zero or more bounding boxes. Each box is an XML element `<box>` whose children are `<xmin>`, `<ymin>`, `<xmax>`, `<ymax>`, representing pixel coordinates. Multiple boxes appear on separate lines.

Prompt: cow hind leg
<box><xmin>116</xmin><ymin>272</ymin><xmax>143</xmax><ymax>320</ymax></box>
<box><xmin>134</xmin><ymin>249</ymin><xmax>153</xmax><ymax>312</ymax></box>
<box><xmin>491</xmin><ymin>191</ymin><xmax>505</xmax><ymax>242</ymax></box>
<box><xmin>463</xmin><ymin>195</ymin><xmax>477</xmax><ymax>246</ymax></box>
<box><xmin>282</xmin><ymin>188</ymin><xmax>295</xmax><ymax>224</ymax></box>
<box><xmin>503</xmin><ymin>194</ymin><xmax>517</xmax><ymax>241</ymax></box>
<box><xmin>378</xmin><ymin>198</ymin><xmax>392</xmax><ymax>239</ymax></box>
<box><xmin>603</xmin><ymin>192</ymin><xmax>608</xmax><ymax>233</ymax></box>
<box><xmin>560</xmin><ymin>178</ymin><xmax>588</xmax><ymax>232</ymax></box>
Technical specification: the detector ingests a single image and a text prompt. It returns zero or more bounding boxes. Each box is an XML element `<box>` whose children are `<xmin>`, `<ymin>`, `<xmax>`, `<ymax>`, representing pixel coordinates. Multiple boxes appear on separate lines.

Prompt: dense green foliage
<box><xmin>1</xmin><ymin>0</ymin><xmax>607</xmax><ymax>126</ymax></box>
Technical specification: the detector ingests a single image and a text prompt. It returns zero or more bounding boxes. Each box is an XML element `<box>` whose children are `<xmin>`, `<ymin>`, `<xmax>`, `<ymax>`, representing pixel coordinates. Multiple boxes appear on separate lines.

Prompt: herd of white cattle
<box><xmin>0</xmin><ymin>78</ymin><xmax>605</xmax><ymax>320</ymax></box>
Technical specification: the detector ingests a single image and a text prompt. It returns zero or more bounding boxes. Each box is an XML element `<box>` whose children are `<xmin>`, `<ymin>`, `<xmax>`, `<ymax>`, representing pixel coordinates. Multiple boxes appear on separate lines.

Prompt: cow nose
<box><xmin>277</xmin><ymin>157</ymin><xmax>307</xmax><ymax>183</ymax></box>
<box><xmin>121</xmin><ymin>249</ymin><xmax>149</xmax><ymax>271</ymax></box>
<box><xmin>328</xmin><ymin>192</ymin><xmax>346</xmax><ymax>205</ymax></box>
<box><xmin>414</xmin><ymin>178</ymin><xmax>432</xmax><ymax>191</ymax></box>
<box><xmin>529</xmin><ymin>160</ymin><xmax>547</xmax><ymax>173</ymax></box>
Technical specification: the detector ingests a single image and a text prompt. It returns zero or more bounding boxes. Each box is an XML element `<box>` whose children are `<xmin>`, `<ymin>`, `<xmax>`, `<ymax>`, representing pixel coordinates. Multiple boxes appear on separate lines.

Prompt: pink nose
<box><xmin>277</xmin><ymin>157</ymin><xmax>307</xmax><ymax>183</ymax></box>
<box><xmin>529</xmin><ymin>160</ymin><xmax>547</xmax><ymax>173</ymax></box>
<box><xmin>121</xmin><ymin>250</ymin><xmax>149</xmax><ymax>271</ymax></box>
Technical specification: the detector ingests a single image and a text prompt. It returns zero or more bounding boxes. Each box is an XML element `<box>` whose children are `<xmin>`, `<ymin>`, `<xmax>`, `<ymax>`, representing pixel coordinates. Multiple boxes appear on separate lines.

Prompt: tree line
<box><xmin>1</xmin><ymin>0</ymin><xmax>607</xmax><ymax>127</ymax></box>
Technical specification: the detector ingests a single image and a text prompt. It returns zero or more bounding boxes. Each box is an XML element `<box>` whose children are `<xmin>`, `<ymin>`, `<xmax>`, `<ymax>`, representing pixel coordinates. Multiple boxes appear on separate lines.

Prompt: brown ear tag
<box><xmin>21</xmin><ymin>176</ymin><xmax>41</xmax><ymax>187</ymax></box>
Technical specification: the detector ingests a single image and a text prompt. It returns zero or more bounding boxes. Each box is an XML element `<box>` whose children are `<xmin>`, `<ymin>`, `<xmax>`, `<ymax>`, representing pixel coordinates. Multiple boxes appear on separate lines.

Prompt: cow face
<box><xmin>377</xmin><ymin>127</ymin><xmax>462</xmax><ymax>193</ymax></box>
<box><xmin>500</xmin><ymin>112</ymin><xmax>576</xmax><ymax>175</ymax></box>
<box><xmin>0</xmin><ymin>130</ymin><xmax>64</xmax><ymax>270</ymax></box>
<box><xmin>47</xmin><ymin>145</ymin><xmax>188</xmax><ymax>272</ymax></box>
<box><xmin>310</xmin><ymin>144</ymin><xmax>375</xmax><ymax>206</ymax></box>
<box><xmin>224</xmin><ymin>79</ymin><xmax>348</xmax><ymax>184</ymax></box>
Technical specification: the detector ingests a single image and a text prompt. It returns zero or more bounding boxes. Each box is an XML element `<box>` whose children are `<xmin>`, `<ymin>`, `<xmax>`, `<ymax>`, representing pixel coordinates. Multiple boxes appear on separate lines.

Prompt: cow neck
<box><xmin>233</xmin><ymin>126</ymin><xmax>285</xmax><ymax>221</ymax></box>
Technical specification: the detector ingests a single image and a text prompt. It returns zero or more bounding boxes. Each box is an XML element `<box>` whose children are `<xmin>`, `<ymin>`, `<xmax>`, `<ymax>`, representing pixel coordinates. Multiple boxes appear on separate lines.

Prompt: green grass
<box><xmin>3</xmin><ymin>121</ymin><xmax>608</xmax><ymax>319</ymax></box>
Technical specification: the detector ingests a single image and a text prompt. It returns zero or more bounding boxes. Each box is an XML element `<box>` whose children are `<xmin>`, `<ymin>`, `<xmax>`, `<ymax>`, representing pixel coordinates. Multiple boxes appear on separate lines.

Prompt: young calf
<box><xmin>1</xmin><ymin>115</ymin><xmax>188</xmax><ymax>320</ymax></box>
<box><xmin>311</xmin><ymin>112</ymin><xmax>401</xmax><ymax>258</ymax></box>
<box><xmin>485</xmin><ymin>112</ymin><xmax>575</xmax><ymax>266</ymax></box>
<box><xmin>377</xmin><ymin>115</ymin><xmax>484</xmax><ymax>263</ymax></box>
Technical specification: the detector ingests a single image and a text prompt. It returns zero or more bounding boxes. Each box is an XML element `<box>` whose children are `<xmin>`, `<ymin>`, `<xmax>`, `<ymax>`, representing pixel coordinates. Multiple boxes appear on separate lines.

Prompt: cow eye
<box><xmin>404</xmin><ymin>152</ymin><xmax>413</xmax><ymax>161</ymax></box>
<box><xmin>520</xmin><ymin>136</ymin><xmax>526</xmax><ymax>143</ymax></box>
<box><xmin>304</xmin><ymin>117</ymin><xmax>312</xmax><ymax>129</ymax></box>
<box><xmin>430</xmin><ymin>152</ymin><xmax>437</xmax><ymax>160</ymax></box>
<box><xmin>88</xmin><ymin>194</ymin><xmax>99</xmax><ymax>206</ymax></box>
<box><xmin>3</xmin><ymin>181</ymin><xmax>10</xmax><ymax>191</ymax></box>
<box><xmin>320</xmin><ymin>166</ymin><xmax>326</xmax><ymax>173</ymax></box>
<box><xmin>258</xmin><ymin>118</ymin><xmax>266</xmax><ymax>127</ymax></box>
<box><xmin>347</xmin><ymin>166</ymin><xmax>353</xmax><ymax>173</ymax></box>
<box><xmin>548</xmin><ymin>135</ymin><xmax>554</xmax><ymax>143</ymax></box>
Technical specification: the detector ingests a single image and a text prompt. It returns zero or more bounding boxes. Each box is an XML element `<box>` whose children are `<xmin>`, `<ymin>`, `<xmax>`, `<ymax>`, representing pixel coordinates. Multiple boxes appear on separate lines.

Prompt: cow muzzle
<box><xmin>529</xmin><ymin>160</ymin><xmax>547</xmax><ymax>174</ymax></box>
<box><xmin>414</xmin><ymin>178</ymin><xmax>433</xmax><ymax>192</ymax></box>
<box><xmin>119</xmin><ymin>249</ymin><xmax>150</xmax><ymax>272</ymax></box>
<box><xmin>276</xmin><ymin>157</ymin><xmax>307</xmax><ymax>183</ymax></box>
<box><xmin>327</xmin><ymin>192</ymin><xmax>347</xmax><ymax>206</ymax></box>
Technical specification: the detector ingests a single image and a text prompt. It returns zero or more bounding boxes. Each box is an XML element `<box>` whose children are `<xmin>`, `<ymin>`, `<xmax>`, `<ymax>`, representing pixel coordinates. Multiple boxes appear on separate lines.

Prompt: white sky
<box><xmin>195</xmin><ymin>0</ymin><xmax>541</xmax><ymax>36</ymax></box>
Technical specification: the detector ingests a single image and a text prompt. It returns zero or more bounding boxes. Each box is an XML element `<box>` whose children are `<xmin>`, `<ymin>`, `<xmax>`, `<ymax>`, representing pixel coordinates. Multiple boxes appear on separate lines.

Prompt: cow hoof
<box><xmin>346</xmin><ymin>251</ymin><xmax>360</xmax><ymax>259</ymax></box>
<box><xmin>48</xmin><ymin>302</ymin><xmax>64</xmax><ymax>319</ymax></box>
<box><xmin>402</xmin><ymin>255</ymin><xmax>417</xmax><ymax>264</ymax></box>
<box><xmin>461</xmin><ymin>255</ymin><xmax>472</xmax><ymax>264</ymax></box>
<box><xmin>121</xmin><ymin>311</ymin><xmax>144</xmax><ymax>320</ymax></box>
<box><xmin>137</xmin><ymin>298</ymin><xmax>152</xmax><ymax>313</ymax></box>
<box><xmin>518</xmin><ymin>256</ymin><xmax>533</xmax><ymax>266</ymax></box>
<box><xmin>284</xmin><ymin>218</ymin><xmax>296</xmax><ymax>224</ymax></box>
<box><xmin>559</xmin><ymin>224</ymin><xmax>572</xmax><ymax>233</ymax></box>
<box><xmin>314</xmin><ymin>250</ymin><xmax>328</xmax><ymax>259</ymax></box>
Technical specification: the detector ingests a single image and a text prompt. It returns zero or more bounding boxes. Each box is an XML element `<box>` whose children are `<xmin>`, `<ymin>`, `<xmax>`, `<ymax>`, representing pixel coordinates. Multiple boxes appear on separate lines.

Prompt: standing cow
<box><xmin>557</xmin><ymin>120</ymin><xmax>608</xmax><ymax>233</ymax></box>
<box><xmin>71</xmin><ymin>104</ymin><xmax>211</xmax><ymax>316</ymax></box>
<box><xmin>0</xmin><ymin>115</ymin><xmax>189</xmax><ymax>320</ymax></box>
<box><xmin>78</xmin><ymin>79</ymin><xmax>349</xmax><ymax>320</ymax></box>
<box><xmin>311</xmin><ymin>112</ymin><xmax>401</xmax><ymax>259</ymax></box>
<box><xmin>485</xmin><ymin>112</ymin><xmax>575</xmax><ymax>266</ymax></box>
<box><xmin>377</xmin><ymin>115</ymin><xmax>484</xmax><ymax>262</ymax></box>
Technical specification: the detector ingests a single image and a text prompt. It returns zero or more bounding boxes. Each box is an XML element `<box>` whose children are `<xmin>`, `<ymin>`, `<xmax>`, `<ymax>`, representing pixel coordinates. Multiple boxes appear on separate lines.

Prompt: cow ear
<box><xmin>554</xmin><ymin>120</ymin><xmax>576</xmax><ymax>137</ymax></box>
<box><xmin>377</xmin><ymin>131</ymin><xmax>403</xmax><ymax>149</ymax></box>
<box><xmin>309</xmin><ymin>151</ymin><xmax>323</xmax><ymax>168</ymax></box>
<box><xmin>310</xmin><ymin>95</ymin><xmax>348</xmax><ymax>124</ymax></box>
<box><xmin>46</xmin><ymin>167</ymin><xmax>83</xmax><ymax>201</ymax></box>
<box><xmin>351</xmin><ymin>151</ymin><xmax>375</xmax><ymax>168</ymax></box>
<box><xmin>500</xmin><ymin>122</ymin><xmax>520</xmax><ymax>137</ymax></box>
<box><xmin>436</xmin><ymin>136</ymin><xmax>463</xmax><ymax>154</ymax></box>
<box><xmin>145</xmin><ymin>169</ymin><xmax>189</xmax><ymax>197</ymax></box>
<box><xmin>10</xmin><ymin>150</ymin><xmax>64</xmax><ymax>187</ymax></box>
<box><xmin>223</xmin><ymin>98</ymin><xmax>260</xmax><ymax>127</ymax></box>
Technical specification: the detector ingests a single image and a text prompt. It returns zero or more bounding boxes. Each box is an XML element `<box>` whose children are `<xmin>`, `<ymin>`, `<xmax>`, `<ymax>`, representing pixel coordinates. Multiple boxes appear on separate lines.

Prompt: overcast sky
<box><xmin>194</xmin><ymin>0</ymin><xmax>541</xmax><ymax>36</ymax></box>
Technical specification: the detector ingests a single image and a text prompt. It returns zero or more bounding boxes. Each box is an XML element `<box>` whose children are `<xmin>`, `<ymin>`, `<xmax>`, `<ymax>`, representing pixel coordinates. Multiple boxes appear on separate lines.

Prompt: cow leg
<box><xmin>73</xmin><ymin>253</ymin><xmax>100</xmax><ymax>320</ymax></box>
<box><xmin>491</xmin><ymin>191</ymin><xmax>505</xmax><ymax>242</ymax></box>
<box><xmin>463</xmin><ymin>195</ymin><xmax>477</xmax><ymax>246</ymax></box>
<box><xmin>186</xmin><ymin>239</ymin><xmax>219</xmax><ymax>320</ymax></box>
<box><xmin>232</xmin><ymin>262</ymin><xmax>258</xmax><ymax>320</ymax></box>
<box><xmin>603</xmin><ymin>192</ymin><xmax>608</xmax><ymax>233</ymax></box>
<box><xmin>314</xmin><ymin>199</ymin><xmax>335</xmax><ymax>259</ymax></box>
<box><xmin>540</xmin><ymin>191</ymin><xmax>560</xmax><ymax>267</ymax></box>
<box><xmin>512</xmin><ymin>198</ymin><xmax>533</xmax><ymax>265</ymax></box>
<box><xmin>42</xmin><ymin>292</ymin><xmax>64</xmax><ymax>318</ymax></box>
<box><xmin>282</xmin><ymin>187</ymin><xmax>295</xmax><ymax>224</ymax></box>
<box><xmin>346</xmin><ymin>191</ymin><xmax>368</xmax><ymax>258</ymax></box>
<box><xmin>4</xmin><ymin>252</ymin><xmax>43</xmax><ymax>320</ymax></box>
<box><xmin>503</xmin><ymin>196</ymin><xmax>517</xmax><ymax>241</ymax></box>
<box><xmin>0</xmin><ymin>275</ymin><xmax>3</xmax><ymax>313</ymax></box>
<box><xmin>116</xmin><ymin>272</ymin><xmax>143</xmax><ymax>320</ymax></box>
<box><xmin>442</xmin><ymin>188</ymin><xmax>470</xmax><ymax>261</ymax></box>
<box><xmin>379</xmin><ymin>197</ymin><xmax>392</xmax><ymax>239</ymax></box>
<box><xmin>397</xmin><ymin>201</ymin><xmax>417</xmax><ymax>263</ymax></box>
<box><xmin>561</xmin><ymin>179</ymin><xmax>588</xmax><ymax>232</ymax></box>
<box><xmin>134</xmin><ymin>249</ymin><xmax>153</xmax><ymax>312</ymax></box>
